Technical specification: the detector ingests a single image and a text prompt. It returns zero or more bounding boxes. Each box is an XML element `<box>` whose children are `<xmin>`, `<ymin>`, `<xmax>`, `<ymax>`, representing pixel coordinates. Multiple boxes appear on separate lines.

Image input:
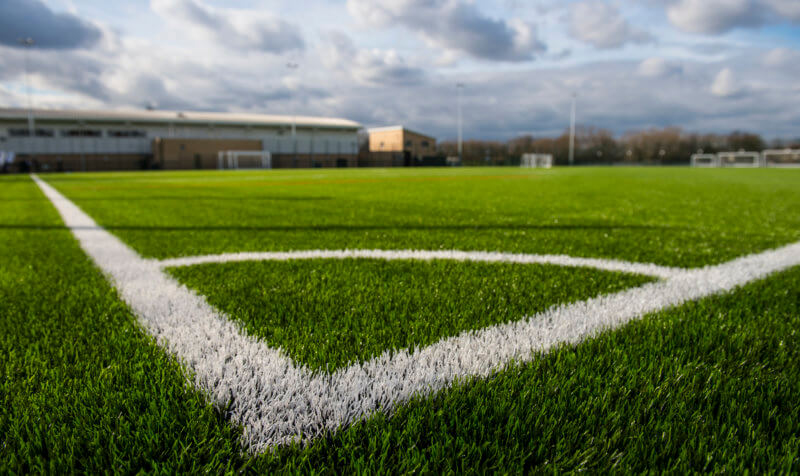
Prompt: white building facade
<box><xmin>0</xmin><ymin>108</ymin><xmax>361</xmax><ymax>171</ymax></box>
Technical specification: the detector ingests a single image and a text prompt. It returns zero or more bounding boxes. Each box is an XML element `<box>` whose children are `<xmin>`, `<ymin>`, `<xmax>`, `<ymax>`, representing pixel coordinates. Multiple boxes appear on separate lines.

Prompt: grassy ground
<box><xmin>43</xmin><ymin>167</ymin><xmax>800</xmax><ymax>267</ymax></box>
<box><xmin>1</xmin><ymin>168</ymin><xmax>799</xmax><ymax>472</ymax></box>
<box><xmin>169</xmin><ymin>259</ymin><xmax>652</xmax><ymax>372</ymax></box>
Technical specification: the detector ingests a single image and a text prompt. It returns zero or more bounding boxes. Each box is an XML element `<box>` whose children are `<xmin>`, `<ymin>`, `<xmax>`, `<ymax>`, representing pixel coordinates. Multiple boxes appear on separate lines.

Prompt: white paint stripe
<box><xmin>32</xmin><ymin>174</ymin><xmax>800</xmax><ymax>453</ymax></box>
<box><xmin>158</xmin><ymin>249</ymin><xmax>683</xmax><ymax>279</ymax></box>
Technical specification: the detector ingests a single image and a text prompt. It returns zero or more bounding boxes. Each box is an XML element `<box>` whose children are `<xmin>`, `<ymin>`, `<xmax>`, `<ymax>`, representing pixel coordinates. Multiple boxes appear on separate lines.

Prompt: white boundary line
<box><xmin>157</xmin><ymin>249</ymin><xmax>683</xmax><ymax>280</ymax></box>
<box><xmin>32</xmin><ymin>174</ymin><xmax>800</xmax><ymax>453</ymax></box>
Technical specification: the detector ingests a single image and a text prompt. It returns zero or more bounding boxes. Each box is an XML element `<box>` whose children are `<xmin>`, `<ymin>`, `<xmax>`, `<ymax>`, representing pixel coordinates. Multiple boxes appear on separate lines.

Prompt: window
<box><xmin>61</xmin><ymin>129</ymin><xmax>102</xmax><ymax>137</ymax></box>
<box><xmin>405</xmin><ymin>140</ymin><xmax>412</xmax><ymax>147</ymax></box>
<box><xmin>108</xmin><ymin>130</ymin><xmax>146</xmax><ymax>138</ymax></box>
<box><xmin>9</xmin><ymin>128</ymin><xmax>54</xmax><ymax>137</ymax></box>
<box><xmin>421</xmin><ymin>141</ymin><xmax>430</xmax><ymax>147</ymax></box>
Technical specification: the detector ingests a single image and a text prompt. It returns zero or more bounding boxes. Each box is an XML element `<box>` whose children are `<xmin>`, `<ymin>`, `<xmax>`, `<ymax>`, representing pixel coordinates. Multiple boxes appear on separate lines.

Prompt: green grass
<box><xmin>2</xmin><ymin>168</ymin><xmax>799</xmax><ymax>473</ymax></box>
<box><xmin>169</xmin><ymin>259</ymin><xmax>652</xmax><ymax>372</ymax></box>
<box><xmin>43</xmin><ymin>167</ymin><xmax>800</xmax><ymax>267</ymax></box>
<box><xmin>0</xmin><ymin>176</ymin><xmax>245</xmax><ymax>473</ymax></box>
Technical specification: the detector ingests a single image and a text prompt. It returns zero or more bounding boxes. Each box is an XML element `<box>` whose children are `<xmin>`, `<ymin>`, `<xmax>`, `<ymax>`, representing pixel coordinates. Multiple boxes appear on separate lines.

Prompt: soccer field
<box><xmin>2</xmin><ymin>167</ymin><xmax>800</xmax><ymax>472</ymax></box>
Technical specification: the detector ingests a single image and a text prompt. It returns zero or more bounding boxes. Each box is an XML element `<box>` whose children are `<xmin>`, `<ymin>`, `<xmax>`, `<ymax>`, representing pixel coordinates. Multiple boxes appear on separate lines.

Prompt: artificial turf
<box><xmin>43</xmin><ymin>167</ymin><xmax>800</xmax><ymax>267</ymax></box>
<box><xmin>2</xmin><ymin>169</ymin><xmax>799</xmax><ymax>473</ymax></box>
<box><xmin>168</xmin><ymin>259</ymin><xmax>652</xmax><ymax>372</ymax></box>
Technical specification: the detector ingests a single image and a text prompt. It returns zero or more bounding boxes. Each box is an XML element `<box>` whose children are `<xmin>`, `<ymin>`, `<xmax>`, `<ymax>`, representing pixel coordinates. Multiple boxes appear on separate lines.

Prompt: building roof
<box><xmin>367</xmin><ymin>125</ymin><xmax>435</xmax><ymax>140</ymax></box>
<box><xmin>0</xmin><ymin>108</ymin><xmax>361</xmax><ymax>130</ymax></box>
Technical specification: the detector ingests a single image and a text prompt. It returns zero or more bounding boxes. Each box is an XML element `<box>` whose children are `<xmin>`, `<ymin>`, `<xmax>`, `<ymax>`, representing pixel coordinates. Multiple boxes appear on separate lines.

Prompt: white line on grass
<box><xmin>158</xmin><ymin>249</ymin><xmax>683</xmax><ymax>279</ymax></box>
<box><xmin>33</xmin><ymin>174</ymin><xmax>800</xmax><ymax>453</ymax></box>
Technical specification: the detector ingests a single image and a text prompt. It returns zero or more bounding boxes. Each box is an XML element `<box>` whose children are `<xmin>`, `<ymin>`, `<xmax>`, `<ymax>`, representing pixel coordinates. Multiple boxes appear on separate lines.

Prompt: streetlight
<box><xmin>568</xmin><ymin>93</ymin><xmax>576</xmax><ymax>166</ymax></box>
<box><xmin>457</xmin><ymin>83</ymin><xmax>464</xmax><ymax>163</ymax></box>
<box><xmin>18</xmin><ymin>37</ymin><xmax>35</xmax><ymax>137</ymax></box>
<box><xmin>286</xmin><ymin>62</ymin><xmax>299</xmax><ymax>163</ymax></box>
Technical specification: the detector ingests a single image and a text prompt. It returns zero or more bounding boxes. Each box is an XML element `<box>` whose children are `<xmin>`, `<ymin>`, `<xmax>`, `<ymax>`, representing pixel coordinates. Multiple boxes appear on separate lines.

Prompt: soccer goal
<box><xmin>690</xmin><ymin>153</ymin><xmax>719</xmax><ymax>168</ymax></box>
<box><xmin>717</xmin><ymin>151</ymin><xmax>762</xmax><ymax>168</ymax></box>
<box><xmin>217</xmin><ymin>150</ymin><xmax>272</xmax><ymax>170</ymax></box>
<box><xmin>521</xmin><ymin>153</ymin><xmax>553</xmax><ymax>168</ymax></box>
<box><xmin>762</xmin><ymin>149</ymin><xmax>800</xmax><ymax>168</ymax></box>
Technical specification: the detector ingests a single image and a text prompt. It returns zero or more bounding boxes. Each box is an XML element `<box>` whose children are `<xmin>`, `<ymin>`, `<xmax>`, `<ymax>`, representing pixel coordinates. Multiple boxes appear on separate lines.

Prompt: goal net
<box><xmin>718</xmin><ymin>151</ymin><xmax>761</xmax><ymax>168</ymax></box>
<box><xmin>521</xmin><ymin>153</ymin><xmax>553</xmax><ymax>168</ymax></box>
<box><xmin>690</xmin><ymin>153</ymin><xmax>719</xmax><ymax>168</ymax></box>
<box><xmin>217</xmin><ymin>150</ymin><xmax>272</xmax><ymax>170</ymax></box>
<box><xmin>762</xmin><ymin>149</ymin><xmax>800</xmax><ymax>168</ymax></box>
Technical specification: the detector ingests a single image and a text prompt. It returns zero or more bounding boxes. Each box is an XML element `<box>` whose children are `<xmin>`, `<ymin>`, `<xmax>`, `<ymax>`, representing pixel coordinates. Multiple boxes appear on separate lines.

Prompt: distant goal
<box><xmin>718</xmin><ymin>151</ymin><xmax>761</xmax><ymax>168</ymax></box>
<box><xmin>217</xmin><ymin>150</ymin><xmax>272</xmax><ymax>170</ymax></box>
<box><xmin>690</xmin><ymin>153</ymin><xmax>719</xmax><ymax>168</ymax></box>
<box><xmin>521</xmin><ymin>153</ymin><xmax>553</xmax><ymax>168</ymax></box>
<box><xmin>762</xmin><ymin>149</ymin><xmax>800</xmax><ymax>168</ymax></box>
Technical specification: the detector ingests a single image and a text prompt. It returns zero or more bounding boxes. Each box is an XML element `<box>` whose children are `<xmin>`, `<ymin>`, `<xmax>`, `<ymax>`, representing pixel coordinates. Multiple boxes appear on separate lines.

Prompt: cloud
<box><xmin>665</xmin><ymin>0</ymin><xmax>763</xmax><ymax>34</ymax></box>
<box><xmin>346</xmin><ymin>0</ymin><xmax>545</xmax><ymax>62</ymax></box>
<box><xmin>151</xmin><ymin>0</ymin><xmax>304</xmax><ymax>53</ymax></box>
<box><xmin>0</xmin><ymin>0</ymin><xmax>102</xmax><ymax>49</ymax></box>
<box><xmin>569</xmin><ymin>1</ymin><xmax>653</xmax><ymax>49</ymax></box>
<box><xmin>763</xmin><ymin>47</ymin><xmax>800</xmax><ymax>67</ymax></box>
<box><xmin>637</xmin><ymin>57</ymin><xmax>683</xmax><ymax>77</ymax></box>
<box><xmin>321</xmin><ymin>31</ymin><xmax>425</xmax><ymax>86</ymax></box>
<box><xmin>762</xmin><ymin>0</ymin><xmax>800</xmax><ymax>21</ymax></box>
<box><xmin>710</xmin><ymin>67</ymin><xmax>742</xmax><ymax>97</ymax></box>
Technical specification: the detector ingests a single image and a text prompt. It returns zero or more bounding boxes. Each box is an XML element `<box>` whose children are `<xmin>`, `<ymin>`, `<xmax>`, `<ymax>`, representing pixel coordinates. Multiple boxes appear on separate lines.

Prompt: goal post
<box><xmin>718</xmin><ymin>151</ymin><xmax>761</xmax><ymax>168</ymax></box>
<box><xmin>690</xmin><ymin>153</ymin><xmax>719</xmax><ymax>168</ymax></box>
<box><xmin>762</xmin><ymin>149</ymin><xmax>800</xmax><ymax>168</ymax></box>
<box><xmin>521</xmin><ymin>153</ymin><xmax>553</xmax><ymax>169</ymax></box>
<box><xmin>217</xmin><ymin>150</ymin><xmax>272</xmax><ymax>170</ymax></box>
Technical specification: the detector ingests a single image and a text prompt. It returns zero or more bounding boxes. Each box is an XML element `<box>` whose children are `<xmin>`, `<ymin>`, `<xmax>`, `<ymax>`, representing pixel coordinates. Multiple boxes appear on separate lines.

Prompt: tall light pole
<box><xmin>18</xmin><ymin>37</ymin><xmax>35</xmax><ymax>137</ymax></box>
<box><xmin>568</xmin><ymin>93</ymin><xmax>576</xmax><ymax>166</ymax></box>
<box><xmin>286</xmin><ymin>62</ymin><xmax>299</xmax><ymax>163</ymax></box>
<box><xmin>457</xmin><ymin>83</ymin><xmax>464</xmax><ymax>163</ymax></box>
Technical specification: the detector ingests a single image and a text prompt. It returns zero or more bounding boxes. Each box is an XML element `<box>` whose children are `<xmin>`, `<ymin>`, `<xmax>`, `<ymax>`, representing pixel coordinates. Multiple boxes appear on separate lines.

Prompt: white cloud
<box><xmin>569</xmin><ymin>1</ymin><xmax>653</xmax><ymax>49</ymax></box>
<box><xmin>710</xmin><ymin>67</ymin><xmax>741</xmax><ymax>97</ymax></box>
<box><xmin>346</xmin><ymin>0</ymin><xmax>545</xmax><ymax>62</ymax></box>
<box><xmin>320</xmin><ymin>31</ymin><xmax>425</xmax><ymax>86</ymax></box>
<box><xmin>150</xmin><ymin>0</ymin><xmax>304</xmax><ymax>53</ymax></box>
<box><xmin>763</xmin><ymin>47</ymin><xmax>798</xmax><ymax>66</ymax></box>
<box><xmin>637</xmin><ymin>57</ymin><xmax>682</xmax><ymax>77</ymax></box>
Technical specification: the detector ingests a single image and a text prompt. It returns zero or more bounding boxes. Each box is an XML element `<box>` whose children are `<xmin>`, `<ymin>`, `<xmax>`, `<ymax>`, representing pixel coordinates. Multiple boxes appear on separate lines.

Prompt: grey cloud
<box><xmin>0</xmin><ymin>47</ymin><xmax>110</xmax><ymax>99</ymax></box>
<box><xmin>661</xmin><ymin>0</ymin><xmax>800</xmax><ymax>35</ymax></box>
<box><xmin>0</xmin><ymin>0</ymin><xmax>102</xmax><ymax>49</ymax></box>
<box><xmin>762</xmin><ymin>0</ymin><xmax>800</xmax><ymax>21</ymax></box>
<box><xmin>151</xmin><ymin>0</ymin><xmax>304</xmax><ymax>53</ymax></box>
<box><xmin>570</xmin><ymin>1</ymin><xmax>653</xmax><ymax>49</ymax></box>
<box><xmin>347</xmin><ymin>0</ymin><xmax>545</xmax><ymax>62</ymax></box>
<box><xmin>666</xmin><ymin>0</ymin><xmax>763</xmax><ymax>34</ymax></box>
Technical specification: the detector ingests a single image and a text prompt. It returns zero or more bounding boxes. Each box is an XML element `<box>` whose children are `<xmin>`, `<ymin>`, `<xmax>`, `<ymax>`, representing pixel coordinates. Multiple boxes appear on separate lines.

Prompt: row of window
<box><xmin>404</xmin><ymin>140</ymin><xmax>431</xmax><ymax>147</ymax></box>
<box><xmin>7</xmin><ymin>128</ymin><xmax>147</xmax><ymax>138</ymax></box>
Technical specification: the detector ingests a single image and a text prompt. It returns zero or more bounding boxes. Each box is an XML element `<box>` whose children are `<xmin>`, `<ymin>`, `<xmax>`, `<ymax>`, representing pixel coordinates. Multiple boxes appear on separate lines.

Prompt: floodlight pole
<box><xmin>286</xmin><ymin>62</ymin><xmax>299</xmax><ymax>163</ymax></box>
<box><xmin>569</xmin><ymin>93</ymin><xmax>576</xmax><ymax>166</ymax></box>
<box><xmin>457</xmin><ymin>83</ymin><xmax>464</xmax><ymax>163</ymax></box>
<box><xmin>18</xmin><ymin>37</ymin><xmax>35</xmax><ymax>137</ymax></box>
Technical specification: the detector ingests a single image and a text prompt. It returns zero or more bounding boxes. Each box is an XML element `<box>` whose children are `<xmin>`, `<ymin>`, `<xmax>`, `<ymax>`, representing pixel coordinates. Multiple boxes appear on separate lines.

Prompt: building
<box><xmin>0</xmin><ymin>108</ymin><xmax>361</xmax><ymax>171</ymax></box>
<box><xmin>367</xmin><ymin>126</ymin><xmax>437</xmax><ymax>166</ymax></box>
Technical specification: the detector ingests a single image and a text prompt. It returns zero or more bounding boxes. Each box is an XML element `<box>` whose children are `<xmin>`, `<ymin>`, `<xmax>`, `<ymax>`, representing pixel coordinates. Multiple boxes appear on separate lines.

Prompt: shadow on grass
<box><xmin>0</xmin><ymin>195</ymin><xmax>333</xmax><ymax>202</ymax></box>
<box><xmin>0</xmin><ymin>223</ymin><xmax>689</xmax><ymax>232</ymax></box>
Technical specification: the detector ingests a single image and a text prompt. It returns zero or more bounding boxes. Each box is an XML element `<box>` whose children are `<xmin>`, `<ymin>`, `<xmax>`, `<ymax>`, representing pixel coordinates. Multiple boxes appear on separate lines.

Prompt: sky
<box><xmin>0</xmin><ymin>0</ymin><xmax>799</xmax><ymax>141</ymax></box>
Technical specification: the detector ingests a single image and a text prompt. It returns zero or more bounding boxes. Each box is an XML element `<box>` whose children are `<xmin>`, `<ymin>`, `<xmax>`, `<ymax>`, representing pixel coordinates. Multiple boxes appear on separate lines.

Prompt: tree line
<box><xmin>437</xmin><ymin>127</ymin><xmax>799</xmax><ymax>166</ymax></box>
